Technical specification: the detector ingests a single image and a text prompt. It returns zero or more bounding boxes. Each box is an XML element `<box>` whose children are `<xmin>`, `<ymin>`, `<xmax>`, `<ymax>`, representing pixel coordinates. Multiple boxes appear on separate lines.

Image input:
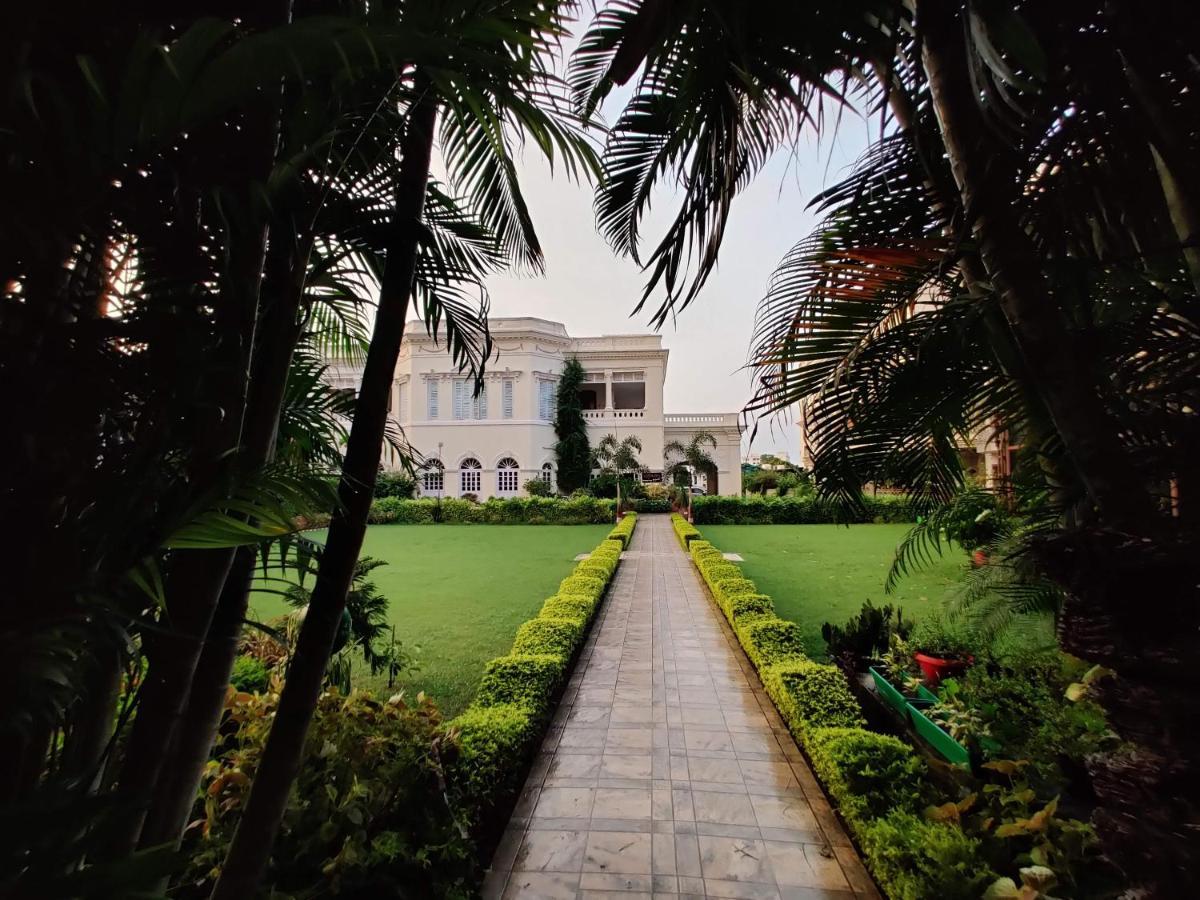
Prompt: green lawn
<box><xmin>250</xmin><ymin>524</ymin><xmax>610</xmax><ymax>716</ymax></box>
<box><xmin>700</xmin><ymin>524</ymin><xmax>968</xmax><ymax>655</ymax></box>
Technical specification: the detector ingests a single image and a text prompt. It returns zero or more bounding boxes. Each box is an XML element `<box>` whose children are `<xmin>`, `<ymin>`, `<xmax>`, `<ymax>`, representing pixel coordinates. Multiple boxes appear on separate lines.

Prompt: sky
<box><xmin>445</xmin><ymin>28</ymin><xmax>875</xmax><ymax>460</ymax></box>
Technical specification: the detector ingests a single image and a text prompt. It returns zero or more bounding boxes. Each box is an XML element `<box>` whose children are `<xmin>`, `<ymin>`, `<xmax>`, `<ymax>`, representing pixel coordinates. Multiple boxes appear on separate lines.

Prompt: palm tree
<box><xmin>573</xmin><ymin>1</ymin><xmax>1200</xmax><ymax>892</ymax></box>
<box><xmin>210</xmin><ymin>4</ymin><xmax>597</xmax><ymax>895</ymax></box>
<box><xmin>591</xmin><ymin>433</ymin><xmax>644</xmax><ymax>510</ymax></box>
<box><xmin>664</xmin><ymin>430</ymin><xmax>718</xmax><ymax>496</ymax></box>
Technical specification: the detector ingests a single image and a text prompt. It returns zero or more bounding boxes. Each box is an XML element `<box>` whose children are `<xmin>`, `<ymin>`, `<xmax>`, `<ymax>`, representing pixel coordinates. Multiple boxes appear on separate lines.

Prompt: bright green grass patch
<box><xmin>700</xmin><ymin>524</ymin><xmax>967</xmax><ymax>655</ymax></box>
<box><xmin>250</xmin><ymin>524</ymin><xmax>610</xmax><ymax>716</ymax></box>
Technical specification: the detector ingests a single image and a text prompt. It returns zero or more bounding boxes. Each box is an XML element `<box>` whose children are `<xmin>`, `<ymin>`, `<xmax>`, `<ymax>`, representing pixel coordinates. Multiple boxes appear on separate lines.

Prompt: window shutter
<box><xmin>452</xmin><ymin>380</ymin><xmax>465</xmax><ymax>420</ymax></box>
<box><xmin>427</xmin><ymin>380</ymin><xmax>439</xmax><ymax>419</ymax></box>
<box><xmin>398</xmin><ymin>384</ymin><xmax>406</xmax><ymax>421</ymax></box>
<box><xmin>476</xmin><ymin>384</ymin><xmax>488</xmax><ymax>420</ymax></box>
<box><xmin>502</xmin><ymin>379</ymin><xmax>513</xmax><ymax>419</ymax></box>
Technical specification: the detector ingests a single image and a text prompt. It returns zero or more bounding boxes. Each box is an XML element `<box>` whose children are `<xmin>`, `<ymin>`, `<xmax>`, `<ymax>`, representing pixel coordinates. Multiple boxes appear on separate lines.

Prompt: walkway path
<box><xmin>483</xmin><ymin>514</ymin><xmax>878</xmax><ymax>900</ymax></box>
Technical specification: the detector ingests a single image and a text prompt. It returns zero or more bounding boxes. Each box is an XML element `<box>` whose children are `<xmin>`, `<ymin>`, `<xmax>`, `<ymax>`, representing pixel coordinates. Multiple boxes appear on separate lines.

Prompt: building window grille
<box><xmin>497</xmin><ymin>457</ymin><xmax>520</xmax><ymax>493</ymax></box>
<box><xmin>460</xmin><ymin>457</ymin><xmax>481</xmax><ymax>494</ymax></box>
<box><xmin>421</xmin><ymin>458</ymin><xmax>444</xmax><ymax>492</ymax></box>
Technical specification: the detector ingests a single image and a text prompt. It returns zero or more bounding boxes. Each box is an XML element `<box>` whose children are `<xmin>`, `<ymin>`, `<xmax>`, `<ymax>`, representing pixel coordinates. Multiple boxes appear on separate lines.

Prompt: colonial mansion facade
<box><xmin>326</xmin><ymin>317</ymin><xmax>743</xmax><ymax>498</ymax></box>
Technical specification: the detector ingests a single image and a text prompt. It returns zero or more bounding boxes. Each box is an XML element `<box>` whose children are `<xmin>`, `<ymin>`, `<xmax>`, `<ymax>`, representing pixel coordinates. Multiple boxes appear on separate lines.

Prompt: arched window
<box><xmin>541</xmin><ymin>462</ymin><xmax>554</xmax><ymax>489</ymax></box>
<box><xmin>497</xmin><ymin>457</ymin><xmax>519</xmax><ymax>493</ymax></box>
<box><xmin>460</xmin><ymin>457</ymin><xmax>481</xmax><ymax>494</ymax></box>
<box><xmin>421</xmin><ymin>458</ymin><xmax>444</xmax><ymax>493</ymax></box>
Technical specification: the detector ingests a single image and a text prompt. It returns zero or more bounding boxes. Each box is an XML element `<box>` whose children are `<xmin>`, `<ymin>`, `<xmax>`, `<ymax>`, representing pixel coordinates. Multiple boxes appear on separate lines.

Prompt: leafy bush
<box><xmin>711</xmin><ymin>576</ymin><xmax>758</xmax><ymax>610</ymax></box>
<box><xmin>374</xmin><ymin>471</ymin><xmax>417</xmax><ymax>499</ymax></box>
<box><xmin>473</xmin><ymin>655</ymin><xmax>564</xmax><ymax>715</ymax></box>
<box><xmin>629</xmin><ymin>497</ymin><xmax>672</xmax><ymax>513</ymax></box>
<box><xmin>229</xmin><ymin>654</ymin><xmax>269</xmax><ymax>693</ymax></box>
<box><xmin>366</xmin><ymin>496</ymin><xmax>617</xmax><ymax>525</ymax></box>
<box><xmin>184</xmin><ymin>691</ymin><xmax>473</xmax><ymax>898</ymax></box>
<box><xmin>522</xmin><ymin>477</ymin><xmax>554</xmax><ymax>497</ymax></box>
<box><xmin>539</xmin><ymin>594</ymin><xmax>594</xmax><ymax>623</ymax></box>
<box><xmin>808</xmin><ymin>727</ymin><xmax>927</xmax><ymax>823</ymax></box>
<box><xmin>821</xmin><ymin>600</ymin><xmax>912</xmax><ymax>663</ymax></box>
<box><xmin>859</xmin><ymin>811</ymin><xmax>993</xmax><ymax>900</ymax></box>
<box><xmin>606</xmin><ymin>512</ymin><xmax>637</xmax><ymax>548</ymax></box>
<box><xmin>737</xmin><ymin>618</ymin><xmax>809</xmax><ymax>668</ymax></box>
<box><xmin>911</xmin><ymin>614</ymin><xmax>978</xmax><ymax>658</ymax></box>
<box><xmin>671</xmin><ymin>513</ymin><xmax>702</xmax><ymax>548</ymax></box>
<box><xmin>558</xmin><ymin>574</ymin><xmax>605</xmax><ymax>600</ymax></box>
<box><xmin>448</xmin><ymin>703</ymin><xmax>537</xmax><ymax>817</ymax></box>
<box><xmin>762</xmin><ymin>659</ymin><xmax>865</xmax><ymax>739</ymax></box>
<box><xmin>691</xmin><ymin>494</ymin><xmax>913</xmax><ymax>524</ymax></box>
<box><xmin>575</xmin><ymin>557</ymin><xmax>615</xmax><ymax>581</ymax></box>
<box><xmin>727</xmin><ymin>593</ymin><xmax>775</xmax><ymax>623</ymax></box>
<box><xmin>510</xmin><ymin>618</ymin><xmax>583</xmax><ymax>659</ymax></box>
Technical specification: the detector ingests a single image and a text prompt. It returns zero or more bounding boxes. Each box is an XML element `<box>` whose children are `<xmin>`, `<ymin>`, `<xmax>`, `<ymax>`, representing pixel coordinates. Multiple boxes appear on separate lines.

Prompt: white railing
<box><xmin>665</xmin><ymin>412</ymin><xmax>740</xmax><ymax>426</ymax></box>
<box><xmin>583</xmin><ymin>409</ymin><xmax>646</xmax><ymax>419</ymax></box>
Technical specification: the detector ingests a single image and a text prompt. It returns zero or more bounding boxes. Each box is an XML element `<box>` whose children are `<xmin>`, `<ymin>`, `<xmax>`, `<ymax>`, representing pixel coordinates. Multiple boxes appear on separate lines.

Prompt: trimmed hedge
<box><xmin>690</xmin><ymin>494</ymin><xmax>914</xmax><ymax>525</ymax></box>
<box><xmin>445</xmin><ymin>519</ymin><xmax>636</xmax><ymax>837</ymax></box>
<box><xmin>670</xmin><ymin>513</ymin><xmax>702</xmax><ymax>549</ymax></box>
<box><xmin>369</xmin><ymin>495</ymin><xmax>617</xmax><ymax>525</ymax></box>
<box><xmin>681</xmin><ymin>523</ymin><xmax>991</xmax><ymax>899</ymax></box>
<box><xmin>606</xmin><ymin>512</ymin><xmax>637</xmax><ymax>548</ymax></box>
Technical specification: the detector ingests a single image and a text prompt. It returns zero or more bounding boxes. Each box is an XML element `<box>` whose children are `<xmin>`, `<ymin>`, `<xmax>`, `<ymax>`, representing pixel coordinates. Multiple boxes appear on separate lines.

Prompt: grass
<box><xmin>250</xmin><ymin>524</ymin><xmax>611</xmax><ymax>716</ymax></box>
<box><xmin>700</xmin><ymin>524</ymin><xmax>968</xmax><ymax>655</ymax></box>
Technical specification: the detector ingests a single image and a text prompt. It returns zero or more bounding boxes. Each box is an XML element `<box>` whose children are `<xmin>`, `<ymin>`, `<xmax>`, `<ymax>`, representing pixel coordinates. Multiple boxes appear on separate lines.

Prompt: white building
<box><xmin>327</xmin><ymin>317</ymin><xmax>743</xmax><ymax>498</ymax></box>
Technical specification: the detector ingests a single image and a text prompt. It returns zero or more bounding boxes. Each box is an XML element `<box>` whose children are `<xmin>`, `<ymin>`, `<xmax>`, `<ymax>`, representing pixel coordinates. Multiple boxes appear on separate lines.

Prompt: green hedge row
<box><xmin>445</xmin><ymin>516</ymin><xmax>635</xmax><ymax>827</ymax></box>
<box><xmin>606</xmin><ymin>513</ymin><xmax>637</xmax><ymax>548</ymax></box>
<box><xmin>690</xmin><ymin>494</ymin><xmax>914</xmax><ymax>525</ymax></box>
<box><xmin>685</xmin><ymin>529</ymin><xmax>992</xmax><ymax>899</ymax></box>
<box><xmin>367</xmin><ymin>496</ymin><xmax>617</xmax><ymax>525</ymax></box>
<box><xmin>670</xmin><ymin>513</ymin><xmax>701</xmax><ymax>549</ymax></box>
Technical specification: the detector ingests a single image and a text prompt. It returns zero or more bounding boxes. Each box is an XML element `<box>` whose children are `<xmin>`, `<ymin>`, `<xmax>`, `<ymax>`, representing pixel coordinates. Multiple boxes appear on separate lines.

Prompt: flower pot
<box><xmin>869</xmin><ymin>666</ymin><xmax>910</xmax><ymax>716</ymax></box>
<box><xmin>906</xmin><ymin>698</ymin><xmax>971</xmax><ymax>767</ymax></box>
<box><xmin>913</xmin><ymin>651</ymin><xmax>972</xmax><ymax>685</ymax></box>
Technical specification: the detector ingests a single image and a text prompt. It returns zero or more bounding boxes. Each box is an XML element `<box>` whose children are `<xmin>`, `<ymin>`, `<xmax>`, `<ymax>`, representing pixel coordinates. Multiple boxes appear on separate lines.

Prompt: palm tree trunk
<box><xmin>209</xmin><ymin>86</ymin><xmax>439</xmax><ymax>900</ymax></box>
<box><xmin>138</xmin><ymin>232</ymin><xmax>312</xmax><ymax>855</ymax></box>
<box><xmin>919</xmin><ymin>2</ymin><xmax>1197</xmax><ymax>892</ymax></box>
<box><xmin>917</xmin><ymin>0</ymin><xmax>1152</xmax><ymax>531</ymax></box>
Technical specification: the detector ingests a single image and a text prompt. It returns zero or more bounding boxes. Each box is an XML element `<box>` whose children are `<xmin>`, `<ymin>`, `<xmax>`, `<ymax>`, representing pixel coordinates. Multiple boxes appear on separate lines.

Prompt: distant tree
<box><xmin>553</xmin><ymin>357</ymin><xmax>591</xmax><ymax>492</ymax></box>
<box><xmin>664</xmin><ymin>430</ymin><xmax>718</xmax><ymax>495</ymax></box>
<box><xmin>591</xmin><ymin>433</ymin><xmax>644</xmax><ymax>506</ymax></box>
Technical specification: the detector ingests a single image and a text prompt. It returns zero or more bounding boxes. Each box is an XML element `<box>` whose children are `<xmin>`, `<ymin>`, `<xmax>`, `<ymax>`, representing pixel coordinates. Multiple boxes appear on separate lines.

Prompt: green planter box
<box><xmin>906</xmin><ymin>699</ymin><xmax>970</xmax><ymax>767</ymax></box>
<box><xmin>869</xmin><ymin>666</ymin><xmax>910</xmax><ymax>717</ymax></box>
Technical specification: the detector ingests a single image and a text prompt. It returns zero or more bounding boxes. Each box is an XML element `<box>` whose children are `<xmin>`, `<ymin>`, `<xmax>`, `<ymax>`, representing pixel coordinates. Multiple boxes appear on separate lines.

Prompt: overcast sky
<box><xmin>443</xmin><ymin>30</ymin><xmax>874</xmax><ymax>460</ymax></box>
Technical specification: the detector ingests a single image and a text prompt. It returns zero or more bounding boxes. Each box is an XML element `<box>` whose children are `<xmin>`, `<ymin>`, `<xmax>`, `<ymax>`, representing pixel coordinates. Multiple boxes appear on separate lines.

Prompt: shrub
<box><xmin>727</xmin><ymin>593</ymin><xmax>775</xmax><ymax>623</ymax></box>
<box><xmin>807</xmin><ymin>727</ymin><xmax>927</xmax><ymax>824</ymax></box>
<box><xmin>374</xmin><ymin>471</ymin><xmax>417</xmax><ymax>499</ymax></box>
<box><xmin>630</xmin><ymin>497</ymin><xmax>671</xmax><ymax>513</ymax></box>
<box><xmin>671</xmin><ymin>513</ymin><xmax>701</xmax><ymax>548</ymax></box>
<box><xmin>738</xmin><ymin>618</ymin><xmax>809</xmax><ymax>668</ymax></box>
<box><xmin>575</xmin><ymin>558</ymin><xmax>615</xmax><ymax>581</ymax></box>
<box><xmin>690</xmin><ymin>494</ymin><xmax>914</xmax><ymax>525</ymax></box>
<box><xmin>448</xmin><ymin>703</ymin><xmax>537</xmax><ymax>816</ymax></box>
<box><xmin>365</xmin><ymin>496</ymin><xmax>617</xmax><ymax>525</ymax></box>
<box><xmin>523</xmin><ymin>477</ymin><xmax>553</xmax><ymax>497</ymax></box>
<box><xmin>821</xmin><ymin>600</ymin><xmax>911</xmax><ymax>664</ymax></box>
<box><xmin>539</xmin><ymin>594</ymin><xmax>595</xmax><ymax>623</ymax></box>
<box><xmin>762</xmin><ymin>659</ymin><xmax>865</xmax><ymax>739</ymax></box>
<box><xmin>184</xmin><ymin>691</ymin><xmax>473</xmax><ymax>898</ymax></box>
<box><xmin>859</xmin><ymin>811</ymin><xmax>993</xmax><ymax>900</ymax></box>
<box><xmin>511</xmin><ymin>618</ymin><xmax>584</xmax><ymax>659</ymax></box>
<box><xmin>230</xmin><ymin>654</ymin><xmax>269</xmax><ymax>693</ymax></box>
<box><xmin>698</xmin><ymin>560</ymin><xmax>741</xmax><ymax>585</ymax></box>
<box><xmin>607</xmin><ymin>513</ymin><xmax>637</xmax><ymax>548</ymax></box>
<box><xmin>711</xmin><ymin>576</ymin><xmax>758</xmax><ymax>612</ymax></box>
<box><xmin>473</xmin><ymin>654</ymin><xmax>564</xmax><ymax>715</ymax></box>
<box><xmin>558</xmin><ymin>574</ymin><xmax>605</xmax><ymax>600</ymax></box>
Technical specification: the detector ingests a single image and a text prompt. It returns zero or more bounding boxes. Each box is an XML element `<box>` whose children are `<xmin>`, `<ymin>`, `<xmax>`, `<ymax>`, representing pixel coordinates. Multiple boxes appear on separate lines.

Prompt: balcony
<box><xmin>664</xmin><ymin>412</ymin><xmax>740</xmax><ymax>427</ymax></box>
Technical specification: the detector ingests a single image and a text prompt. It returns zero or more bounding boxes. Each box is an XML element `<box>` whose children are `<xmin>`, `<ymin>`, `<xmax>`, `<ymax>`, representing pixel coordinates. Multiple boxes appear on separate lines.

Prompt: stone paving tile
<box><xmin>486</xmin><ymin>514</ymin><xmax>874</xmax><ymax>898</ymax></box>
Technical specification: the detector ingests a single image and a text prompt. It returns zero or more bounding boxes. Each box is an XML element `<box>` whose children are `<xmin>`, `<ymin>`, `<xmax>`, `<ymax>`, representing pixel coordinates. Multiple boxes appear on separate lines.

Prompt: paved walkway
<box><xmin>483</xmin><ymin>514</ymin><xmax>878</xmax><ymax>900</ymax></box>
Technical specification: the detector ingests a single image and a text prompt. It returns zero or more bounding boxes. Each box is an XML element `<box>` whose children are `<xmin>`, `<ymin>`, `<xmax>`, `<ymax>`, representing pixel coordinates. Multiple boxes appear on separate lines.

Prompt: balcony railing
<box><xmin>583</xmin><ymin>409</ymin><xmax>645</xmax><ymax>419</ymax></box>
<box><xmin>664</xmin><ymin>412</ymin><xmax>740</xmax><ymax>427</ymax></box>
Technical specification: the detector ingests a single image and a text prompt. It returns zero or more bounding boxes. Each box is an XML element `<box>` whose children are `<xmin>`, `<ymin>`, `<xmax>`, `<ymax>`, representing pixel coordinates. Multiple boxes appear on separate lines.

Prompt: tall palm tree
<box><xmin>210</xmin><ymin>3</ymin><xmax>597</xmax><ymax>895</ymax></box>
<box><xmin>573</xmin><ymin>1</ymin><xmax>1200</xmax><ymax>892</ymax></box>
<box><xmin>664</xmin><ymin>430</ymin><xmax>718</xmax><ymax>495</ymax></box>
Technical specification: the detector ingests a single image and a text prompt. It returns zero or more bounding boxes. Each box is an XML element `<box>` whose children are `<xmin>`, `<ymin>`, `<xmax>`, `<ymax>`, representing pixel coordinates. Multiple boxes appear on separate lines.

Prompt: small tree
<box><xmin>665</xmin><ymin>431</ymin><xmax>718</xmax><ymax>495</ymax></box>
<box><xmin>591</xmin><ymin>434</ymin><xmax>644</xmax><ymax>507</ymax></box>
<box><xmin>553</xmin><ymin>357</ymin><xmax>591</xmax><ymax>493</ymax></box>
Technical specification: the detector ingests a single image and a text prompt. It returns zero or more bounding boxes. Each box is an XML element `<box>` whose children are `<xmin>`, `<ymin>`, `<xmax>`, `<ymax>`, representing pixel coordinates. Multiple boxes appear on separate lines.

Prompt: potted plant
<box><xmin>910</xmin><ymin>616</ymin><xmax>976</xmax><ymax>685</ymax></box>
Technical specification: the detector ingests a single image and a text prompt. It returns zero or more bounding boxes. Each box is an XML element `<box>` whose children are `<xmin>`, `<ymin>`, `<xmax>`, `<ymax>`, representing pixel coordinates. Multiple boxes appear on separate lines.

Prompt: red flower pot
<box><xmin>914</xmin><ymin>651</ymin><xmax>973</xmax><ymax>685</ymax></box>
<box><xmin>972</xmin><ymin>549</ymin><xmax>989</xmax><ymax>568</ymax></box>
